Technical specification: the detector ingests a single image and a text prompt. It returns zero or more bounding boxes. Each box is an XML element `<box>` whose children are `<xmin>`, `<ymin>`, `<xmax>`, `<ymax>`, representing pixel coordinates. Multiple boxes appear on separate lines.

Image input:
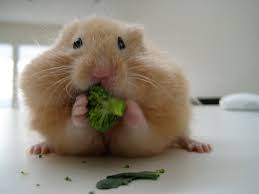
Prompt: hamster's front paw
<box><xmin>72</xmin><ymin>95</ymin><xmax>88</xmax><ymax>128</ymax></box>
<box><xmin>122</xmin><ymin>100</ymin><xmax>148</xmax><ymax>129</ymax></box>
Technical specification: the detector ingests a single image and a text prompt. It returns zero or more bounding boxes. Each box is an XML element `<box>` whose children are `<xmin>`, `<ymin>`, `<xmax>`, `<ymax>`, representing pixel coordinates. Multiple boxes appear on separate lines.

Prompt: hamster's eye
<box><xmin>117</xmin><ymin>36</ymin><xmax>125</xmax><ymax>50</ymax></box>
<box><xmin>73</xmin><ymin>37</ymin><xmax>83</xmax><ymax>49</ymax></box>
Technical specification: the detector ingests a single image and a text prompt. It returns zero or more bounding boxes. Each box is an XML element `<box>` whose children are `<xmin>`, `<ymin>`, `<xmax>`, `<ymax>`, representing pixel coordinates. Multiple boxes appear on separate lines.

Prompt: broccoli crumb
<box><xmin>89</xmin><ymin>191</ymin><xmax>95</xmax><ymax>194</ymax></box>
<box><xmin>157</xmin><ymin>169</ymin><xmax>165</xmax><ymax>174</ymax></box>
<box><xmin>38</xmin><ymin>154</ymin><xmax>42</xmax><ymax>158</ymax></box>
<box><xmin>65</xmin><ymin>176</ymin><xmax>72</xmax><ymax>182</ymax></box>
<box><xmin>20</xmin><ymin>171</ymin><xmax>28</xmax><ymax>175</ymax></box>
<box><xmin>123</xmin><ymin>164</ymin><xmax>130</xmax><ymax>168</ymax></box>
<box><xmin>36</xmin><ymin>184</ymin><xmax>40</xmax><ymax>187</ymax></box>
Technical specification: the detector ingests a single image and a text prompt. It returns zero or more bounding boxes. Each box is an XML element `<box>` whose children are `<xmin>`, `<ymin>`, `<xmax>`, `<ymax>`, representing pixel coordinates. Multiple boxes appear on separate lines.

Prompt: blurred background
<box><xmin>0</xmin><ymin>0</ymin><xmax>258</xmax><ymax>108</ymax></box>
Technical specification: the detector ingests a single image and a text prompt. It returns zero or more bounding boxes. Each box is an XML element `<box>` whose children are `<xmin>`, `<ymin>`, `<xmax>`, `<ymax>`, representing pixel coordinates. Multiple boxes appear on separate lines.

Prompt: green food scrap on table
<box><xmin>107</xmin><ymin>171</ymin><xmax>161</xmax><ymax>180</ymax></box>
<box><xmin>96</xmin><ymin>170</ymin><xmax>164</xmax><ymax>190</ymax></box>
<box><xmin>65</xmin><ymin>176</ymin><xmax>72</xmax><ymax>182</ymax></box>
<box><xmin>38</xmin><ymin>154</ymin><xmax>42</xmax><ymax>158</ymax></box>
<box><xmin>87</xmin><ymin>84</ymin><xmax>126</xmax><ymax>132</ymax></box>
<box><xmin>88</xmin><ymin>191</ymin><xmax>95</xmax><ymax>194</ymax></box>
<box><xmin>157</xmin><ymin>168</ymin><xmax>165</xmax><ymax>173</ymax></box>
<box><xmin>20</xmin><ymin>171</ymin><xmax>28</xmax><ymax>175</ymax></box>
<box><xmin>97</xmin><ymin>178</ymin><xmax>133</xmax><ymax>189</ymax></box>
<box><xmin>36</xmin><ymin>184</ymin><xmax>40</xmax><ymax>187</ymax></box>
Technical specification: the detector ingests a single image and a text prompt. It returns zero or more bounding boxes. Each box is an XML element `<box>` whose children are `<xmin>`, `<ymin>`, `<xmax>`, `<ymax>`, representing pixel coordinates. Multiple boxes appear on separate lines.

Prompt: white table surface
<box><xmin>0</xmin><ymin>106</ymin><xmax>258</xmax><ymax>194</ymax></box>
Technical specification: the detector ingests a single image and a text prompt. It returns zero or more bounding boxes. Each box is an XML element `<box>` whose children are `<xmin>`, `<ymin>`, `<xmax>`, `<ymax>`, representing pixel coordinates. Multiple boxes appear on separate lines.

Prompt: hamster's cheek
<box><xmin>71</xmin><ymin>66</ymin><xmax>92</xmax><ymax>91</ymax></box>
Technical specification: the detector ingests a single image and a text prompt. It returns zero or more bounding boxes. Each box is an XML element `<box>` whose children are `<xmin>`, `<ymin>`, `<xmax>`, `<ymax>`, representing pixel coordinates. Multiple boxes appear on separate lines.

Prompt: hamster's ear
<box><xmin>55</xmin><ymin>19</ymin><xmax>80</xmax><ymax>46</ymax></box>
<box><xmin>126</xmin><ymin>25</ymin><xmax>144</xmax><ymax>44</ymax></box>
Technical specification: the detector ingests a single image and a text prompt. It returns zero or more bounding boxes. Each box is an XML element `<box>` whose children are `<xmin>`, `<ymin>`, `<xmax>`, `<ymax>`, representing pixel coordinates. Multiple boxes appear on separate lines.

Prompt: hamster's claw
<box><xmin>30</xmin><ymin>142</ymin><xmax>54</xmax><ymax>155</ymax></box>
<box><xmin>178</xmin><ymin>137</ymin><xmax>212</xmax><ymax>153</ymax></box>
<box><xmin>72</xmin><ymin>95</ymin><xmax>88</xmax><ymax>128</ymax></box>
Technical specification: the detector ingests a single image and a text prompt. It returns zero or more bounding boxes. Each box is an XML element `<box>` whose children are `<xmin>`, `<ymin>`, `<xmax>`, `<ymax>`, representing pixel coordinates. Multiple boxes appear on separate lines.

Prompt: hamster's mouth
<box><xmin>72</xmin><ymin>75</ymin><xmax>124</xmax><ymax>100</ymax></box>
<box><xmin>74</xmin><ymin>81</ymin><xmax>114</xmax><ymax>99</ymax></box>
<box><xmin>100</xmin><ymin>78</ymin><xmax>115</xmax><ymax>91</ymax></box>
<box><xmin>89</xmin><ymin>76</ymin><xmax>116</xmax><ymax>92</ymax></box>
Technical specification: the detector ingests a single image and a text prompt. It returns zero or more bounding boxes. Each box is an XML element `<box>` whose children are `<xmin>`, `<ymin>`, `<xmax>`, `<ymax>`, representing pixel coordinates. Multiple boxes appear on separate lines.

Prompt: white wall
<box><xmin>0</xmin><ymin>22</ymin><xmax>61</xmax><ymax>45</ymax></box>
<box><xmin>0</xmin><ymin>0</ymin><xmax>258</xmax><ymax>97</ymax></box>
<box><xmin>109</xmin><ymin>0</ymin><xmax>259</xmax><ymax>97</ymax></box>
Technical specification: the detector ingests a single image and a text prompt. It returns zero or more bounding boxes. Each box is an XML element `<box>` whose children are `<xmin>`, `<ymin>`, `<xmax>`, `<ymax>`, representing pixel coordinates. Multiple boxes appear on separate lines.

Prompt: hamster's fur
<box><xmin>21</xmin><ymin>17</ymin><xmax>210</xmax><ymax>157</ymax></box>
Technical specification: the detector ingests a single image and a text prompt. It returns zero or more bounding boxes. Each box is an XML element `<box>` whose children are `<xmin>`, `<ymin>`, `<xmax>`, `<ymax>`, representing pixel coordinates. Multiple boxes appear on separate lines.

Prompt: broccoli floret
<box><xmin>87</xmin><ymin>84</ymin><xmax>126</xmax><ymax>132</ymax></box>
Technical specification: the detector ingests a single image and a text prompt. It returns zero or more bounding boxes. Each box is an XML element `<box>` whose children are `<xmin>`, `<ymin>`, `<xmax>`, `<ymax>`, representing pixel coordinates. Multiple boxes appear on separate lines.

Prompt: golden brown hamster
<box><xmin>20</xmin><ymin>16</ymin><xmax>211</xmax><ymax>157</ymax></box>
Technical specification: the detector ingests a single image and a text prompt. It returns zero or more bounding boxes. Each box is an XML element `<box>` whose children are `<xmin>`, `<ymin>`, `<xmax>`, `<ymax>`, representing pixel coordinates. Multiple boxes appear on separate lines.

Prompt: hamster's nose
<box><xmin>91</xmin><ymin>66</ymin><xmax>112</xmax><ymax>81</ymax></box>
<box><xmin>91</xmin><ymin>66</ymin><xmax>114</xmax><ymax>89</ymax></box>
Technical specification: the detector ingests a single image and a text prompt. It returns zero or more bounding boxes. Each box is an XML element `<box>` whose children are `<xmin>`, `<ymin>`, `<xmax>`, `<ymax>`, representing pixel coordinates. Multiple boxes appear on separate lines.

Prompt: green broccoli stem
<box><xmin>108</xmin><ymin>98</ymin><xmax>126</xmax><ymax>116</ymax></box>
<box><xmin>86</xmin><ymin>84</ymin><xmax>126</xmax><ymax>132</ymax></box>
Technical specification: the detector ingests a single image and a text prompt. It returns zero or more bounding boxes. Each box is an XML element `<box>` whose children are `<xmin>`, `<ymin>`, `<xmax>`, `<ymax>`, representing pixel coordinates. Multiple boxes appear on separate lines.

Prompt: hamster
<box><xmin>20</xmin><ymin>16</ymin><xmax>211</xmax><ymax>157</ymax></box>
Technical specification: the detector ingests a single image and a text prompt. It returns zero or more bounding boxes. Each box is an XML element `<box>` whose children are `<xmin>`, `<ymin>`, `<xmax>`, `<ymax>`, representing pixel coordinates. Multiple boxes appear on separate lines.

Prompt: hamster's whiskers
<box><xmin>43</xmin><ymin>76</ymin><xmax>71</xmax><ymax>108</ymax></box>
<box><xmin>128</xmin><ymin>72</ymin><xmax>159</xmax><ymax>89</ymax></box>
<box><xmin>28</xmin><ymin>66</ymin><xmax>72</xmax><ymax>78</ymax></box>
<box><xmin>36</xmin><ymin>76</ymin><xmax>70</xmax><ymax>125</ymax></box>
<box><xmin>65</xmin><ymin>80</ymin><xmax>77</xmax><ymax>99</ymax></box>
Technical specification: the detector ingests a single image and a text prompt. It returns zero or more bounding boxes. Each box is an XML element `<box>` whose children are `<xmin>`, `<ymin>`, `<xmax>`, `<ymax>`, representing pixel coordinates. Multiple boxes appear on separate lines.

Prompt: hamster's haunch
<box><xmin>21</xmin><ymin>16</ymin><xmax>211</xmax><ymax>157</ymax></box>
